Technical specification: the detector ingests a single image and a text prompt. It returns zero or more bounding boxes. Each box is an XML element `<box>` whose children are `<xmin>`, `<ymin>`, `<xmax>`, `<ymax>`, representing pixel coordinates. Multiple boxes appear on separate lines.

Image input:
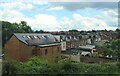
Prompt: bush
<box><xmin>2</xmin><ymin>56</ymin><xmax>119</xmax><ymax>74</ymax></box>
<box><xmin>2</xmin><ymin>60</ymin><xmax>19</xmax><ymax>74</ymax></box>
<box><xmin>116</xmin><ymin>62</ymin><xmax>120</xmax><ymax>72</ymax></box>
<box><xmin>18</xmin><ymin>56</ymin><xmax>49</xmax><ymax>74</ymax></box>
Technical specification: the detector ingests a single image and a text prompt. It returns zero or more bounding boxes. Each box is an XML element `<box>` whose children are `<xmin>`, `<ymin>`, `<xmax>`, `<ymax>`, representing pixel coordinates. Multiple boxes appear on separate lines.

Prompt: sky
<box><xmin>0</xmin><ymin>0</ymin><xmax>119</xmax><ymax>31</ymax></box>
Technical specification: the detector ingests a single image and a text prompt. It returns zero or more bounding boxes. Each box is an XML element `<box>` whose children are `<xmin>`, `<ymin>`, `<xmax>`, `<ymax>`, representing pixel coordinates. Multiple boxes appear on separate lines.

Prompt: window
<box><xmin>79</xmin><ymin>36</ymin><xmax>82</xmax><ymax>39</ymax></box>
<box><xmin>33</xmin><ymin>36</ymin><xmax>38</xmax><ymax>39</ymax></box>
<box><xmin>45</xmin><ymin>49</ymin><xmax>47</xmax><ymax>55</ymax></box>
<box><xmin>42</xmin><ymin>35</ymin><xmax>46</xmax><ymax>39</ymax></box>
<box><xmin>29</xmin><ymin>36</ymin><xmax>34</xmax><ymax>39</ymax></box>
<box><xmin>63</xmin><ymin>43</ymin><xmax>65</xmax><ymax>49</ymax></box>
<box><xmin>89</xmin><ymin>36</ymin><xmax>91</xmax><ymax>38</ymax></box>
<box><xmin>27</xmin><ymin>36</ymin><xmax>31</xmax><ymax>39</ymax></box>
<box><xmin>37</xmin><ymin>36</ymin><xmax>41</xmax><ymax>39</ymax></box>
<box><xmin>58</xmin><ymin>47</ymin><xmax>59</xmax><ymax>52</ymax></box>
<box><xmin>44</xmin><ymin>35</ymin><xmax>48</xmax><ymax>39</ymax></box>
<box><xmin>22</xmin><ymin>36</ymin><xmax>26</xmax><ymax>38</ymax></box>
<box><xmin>32</xmin><ymin>47</ymin><xmax>37</xmax><ymax>56</ymax></box>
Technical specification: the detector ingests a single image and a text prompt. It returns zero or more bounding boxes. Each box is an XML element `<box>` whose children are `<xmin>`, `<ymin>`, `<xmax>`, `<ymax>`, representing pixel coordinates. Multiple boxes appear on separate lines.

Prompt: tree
<box><xmin>2</xmin><ymin>21</ymin><xmax>33</xmax><ymax>46</ymax></box>
<box><xmin>115</xmin><ymin>28</ymin><xmax>120</xmax><ymax>39</ymax></box>
<box><xmin>69</xmin><ymin>29</ymin><xmax>79</xmax><ymax>32</ymax></box>
<box><xmin>101</xmin><ymin>39</ymin><xmax>120</xmax><ymax>61</ymax></box>
<box><xmin>111</xmin><ymin>39</ymin><xmax>120</xmax><ymax>61</ymax></box>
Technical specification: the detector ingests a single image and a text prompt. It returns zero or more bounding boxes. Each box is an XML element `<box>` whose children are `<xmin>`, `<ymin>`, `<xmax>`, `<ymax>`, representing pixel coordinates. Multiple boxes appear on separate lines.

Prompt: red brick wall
<box><xmin>19</xmin><ymin>41</ymin><xmax>35</xmax><ymax>61</ymax></box>
<box><xmin>4</xmin><ymin>35</ymin><xmax>21</xmax><ymax>61</ymax></box>
<box><xmin>5</xmin><ymin>35</ymin><xmax>61</xmax><ymax>61</ymax></box>
<box><xmin>37</xmin><ymin>45</ymin><xmax>61</xmax><ymax>60</ymax></box>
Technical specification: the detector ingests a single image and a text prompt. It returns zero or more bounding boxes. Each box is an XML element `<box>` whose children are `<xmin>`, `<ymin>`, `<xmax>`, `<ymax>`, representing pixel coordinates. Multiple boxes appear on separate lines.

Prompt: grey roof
<box><xmin>79</xmin><ymin>45</ymin><xmax>95</xmax><ymax>50</ymax></box>
<box><xmin>14</xmin><ymin>33</ymin><xmax>58</xmax><ymax>46</ymax></box>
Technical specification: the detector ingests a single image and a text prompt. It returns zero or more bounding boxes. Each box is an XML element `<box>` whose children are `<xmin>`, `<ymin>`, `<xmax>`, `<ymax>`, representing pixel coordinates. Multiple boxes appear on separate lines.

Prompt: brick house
<box><xmin>4</xmin><ymin>33</ymin><xmax>61</xmax><ymax>61</ymax></box>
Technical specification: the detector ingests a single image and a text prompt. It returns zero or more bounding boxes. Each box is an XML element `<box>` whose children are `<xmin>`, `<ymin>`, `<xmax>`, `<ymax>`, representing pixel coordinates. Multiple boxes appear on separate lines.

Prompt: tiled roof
<box><xmin>14</xmin><ymin>33</ymin><xmax>58</xmax><ymax>46</ymax></box>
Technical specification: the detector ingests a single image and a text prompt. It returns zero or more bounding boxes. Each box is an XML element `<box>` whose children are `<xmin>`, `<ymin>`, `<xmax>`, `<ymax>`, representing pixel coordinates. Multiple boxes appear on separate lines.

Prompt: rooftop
<box><xmin>14</xmin><ymin>33</ymin><xmax>59</xmax><ymax>46</ymax></box>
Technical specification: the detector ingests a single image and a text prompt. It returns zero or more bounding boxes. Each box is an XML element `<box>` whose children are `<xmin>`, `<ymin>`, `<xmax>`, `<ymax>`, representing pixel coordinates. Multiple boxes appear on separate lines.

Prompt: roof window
<box><xmin>33</xmin><ymin>36</ymin><xmax>38</xmax><ymax>39</ymax></box>
<box><xmin>22</xmin><ymin>36</ymin><xmax>26</xmax><ymax>38</ymax></box>
<box><xmin>27</xmin><ymin>36</ymin><xmax>31</xmax><ymax>39</ymax></box>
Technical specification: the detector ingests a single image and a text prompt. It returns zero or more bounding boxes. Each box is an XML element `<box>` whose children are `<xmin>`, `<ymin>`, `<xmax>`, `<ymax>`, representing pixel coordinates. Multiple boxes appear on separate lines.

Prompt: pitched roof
<box><xmin>14</xmin><ymin>33</ymin><xmax>58</xmax><ymax>46</ymax></box>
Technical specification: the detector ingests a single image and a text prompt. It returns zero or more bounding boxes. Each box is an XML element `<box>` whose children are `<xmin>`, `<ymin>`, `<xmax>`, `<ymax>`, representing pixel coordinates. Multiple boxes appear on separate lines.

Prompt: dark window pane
<box><xmin>45</xmin><ymin>49</ymin><xmax>47</xmax><ymax>55</ymax></box>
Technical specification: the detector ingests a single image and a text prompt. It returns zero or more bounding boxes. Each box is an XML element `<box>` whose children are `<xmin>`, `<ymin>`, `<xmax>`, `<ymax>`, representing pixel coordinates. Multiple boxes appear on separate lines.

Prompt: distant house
<box><xmin>4</xmin><ymin>33</ymin><xmax>61</xmax><ymax>61</ymax></box>
<box><xmin>54</xmin><ymin>35</ymin><xmax>66</xmax><ymax>51</ymax></box>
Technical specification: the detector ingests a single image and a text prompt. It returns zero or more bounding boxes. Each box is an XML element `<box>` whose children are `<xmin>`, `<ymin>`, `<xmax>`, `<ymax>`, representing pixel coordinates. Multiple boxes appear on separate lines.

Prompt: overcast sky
<box><xmin>0</xmin><ymin>0</ymin><xmax>119</xmax><ymax>31</ymax></box>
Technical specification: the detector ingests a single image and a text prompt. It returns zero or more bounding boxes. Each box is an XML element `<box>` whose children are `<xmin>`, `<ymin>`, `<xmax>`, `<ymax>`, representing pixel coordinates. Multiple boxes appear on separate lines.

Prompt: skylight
<box><xmin>41</xmin><ymin>35</ymin><xmax>46</xmax><ymax>39</ymax></box>
<box><xmin>22</xmin><ymin>36</ymin><xmax>26</xmax><ymax>38</ymax></box>
<box><xmin>27</xmin><ymin>36</ymin><xmax>31</xmax><ymax>39</ymax></box>
<box><xmin>33</xmin><ymin>36</ymin><xmax>38</xmax><ymax>39</ymax></box>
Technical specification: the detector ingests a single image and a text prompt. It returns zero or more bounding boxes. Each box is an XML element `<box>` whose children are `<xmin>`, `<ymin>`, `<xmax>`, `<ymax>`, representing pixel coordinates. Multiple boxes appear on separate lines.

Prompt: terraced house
<box><xmin>54</xmin><ymin>35</ymin><xmax>88</xmax><ymax>50</ymax></box>
<box><xmin>4</xmin><ymin>33</ymin><xmax>61</xmax><ymax>61</ymax></box>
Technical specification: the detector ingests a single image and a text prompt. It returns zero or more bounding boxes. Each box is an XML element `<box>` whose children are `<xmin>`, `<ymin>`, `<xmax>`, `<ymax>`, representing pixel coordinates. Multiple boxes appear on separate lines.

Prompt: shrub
<box><xmin>18</xmin><ymin>56</ymin><xmax>49</xmax><ymax>74</ymax></box>
<box><xmin>2</xmin><ymin>60</ymin><xmax>19</xmax><ymax>74</ymax></box>
<box><xmin>2</xmin><ymin>56</ymin><xmax>119</xmax><ymax>74</ymax></box>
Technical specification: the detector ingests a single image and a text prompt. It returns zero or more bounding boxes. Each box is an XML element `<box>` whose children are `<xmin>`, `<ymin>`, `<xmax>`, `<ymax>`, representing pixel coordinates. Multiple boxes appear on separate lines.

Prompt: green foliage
<box><xmin>116</xmin><ymin>62</ymin><xmax>120</xmax><ymax>71</ymax></box>
<box><xmin>2</xmin><ymin>60</ymin><xmax>19</xmax><ymax>74</ymax></box>
<box><xmin>1</xmin><ymin>21</ymin><xmax>33</xmax><ymax>46</ymax></box>
<box><xmin>2</xmin><ymin>57</ymin><xmax>120</xmax><ymax>74</ymax></box>
<box><xmin>111</xmin><ymin>39</ymin><xmax>120</xmax><ymax>57</ymax></box>
<box><xmin>100</xmin><ymin>39</ymin><xmax>120</xmax><ymax>61</ymax></box>
<box><xmin>69</xmin><ymin>29</ymin><xmax>79</xmax><ymax>32</ymax></box>
<box><xmin>18</xmin><ymin>56</ymin><xmax>49</xmax><ymax>74</ymax></box>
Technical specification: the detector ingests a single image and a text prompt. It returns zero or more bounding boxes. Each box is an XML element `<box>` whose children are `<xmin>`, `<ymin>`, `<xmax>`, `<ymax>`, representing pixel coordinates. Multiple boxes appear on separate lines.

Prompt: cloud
<box><xmin>48</xmin><ymin>6</ymin><xmax>64</xmax><ymax>11</ymax></box>
<box><xmin>1</xmin><ymin>13</ymin><xmax>62</xmax><ymax>31</ymax></box>
<box><xmin>0</xmin><ymin>0</ymin><xmax>119</xmax><ymax>2</ymax></box>
<box><xmin>31</xmin><ymin>14</ymin><xmax>62</xmax><ymax>31</ymax></box>
<box><xmin>49</xmin><ymin>2</ymin><xmax>118</xmax><ymax>11</ymax></box>
<box><xmin>0</xmin><ymin>10</ymin><xmax>117</xmax><ymax>31</ymax></box>
<box><xmin>1</xmin><ymin>2</ymin><xmax>36</xmax><ymax>11</ymax></box>
<box><xmin>0</xmin><ymin>1</ymin><xmax>118</xmax><ymax>31</ymax></box>
<box><xmin>0</xmin><ymin>9</ymin><xmax>25</xmax><ymax>19</ymax></box>
<box><xmin>60</xmin><ymin>13</ymin><xmax>117</xmax><ymax>31</ymax></box>
<box><xmin>94</xmin><ymin>9</ymin><xmax>118</xmax><ymax>26</ymax></box>
<box><xmin>103</xmin><ymin>9</ymin><xmax>118</xmax><ymax>23</ymax></box>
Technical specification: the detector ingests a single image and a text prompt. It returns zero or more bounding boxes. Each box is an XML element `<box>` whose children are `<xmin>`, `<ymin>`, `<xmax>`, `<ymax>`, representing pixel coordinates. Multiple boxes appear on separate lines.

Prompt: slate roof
<box><xmin>79</xmin><ymin>45</ymin><xmax>95</xmax><ymax>50</ymax></box>
<box><xmin>14</xmin><ymin>33</ymin><xmax>59</xmax><ymax>46</ymax></box>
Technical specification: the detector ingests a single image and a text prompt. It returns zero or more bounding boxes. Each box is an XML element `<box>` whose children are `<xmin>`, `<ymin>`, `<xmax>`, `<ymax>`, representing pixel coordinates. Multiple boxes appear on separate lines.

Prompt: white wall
<box><xmin>61</xmin><ymin>42</ymin><xmax>66</xmax><ymax>51</ymax></box>
<box><xmin>54</xmin><ymin>35</ymin><xmax>60</xmax><ymax>42</ymax></box>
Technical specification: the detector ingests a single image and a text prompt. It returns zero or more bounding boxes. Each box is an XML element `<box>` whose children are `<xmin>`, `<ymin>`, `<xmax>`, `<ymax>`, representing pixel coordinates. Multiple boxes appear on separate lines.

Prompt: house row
<box><xmin>54</xmin><ymin>33</ymin><xmax>101</xmax><ymax>51</ymax></box>
<box><xmin>4</xmin><ymin>33</ymin><xmax>61</xmax><ymax>61</ymax></box>
<box><xmin>4</xmin><ymin>33</ymin><xmax>101</xmax><ymax>62</ymax></box>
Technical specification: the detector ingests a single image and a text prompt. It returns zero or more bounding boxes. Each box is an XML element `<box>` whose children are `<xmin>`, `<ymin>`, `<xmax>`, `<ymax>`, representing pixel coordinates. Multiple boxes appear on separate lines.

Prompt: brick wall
<box><xmin>4</xmin><ymin>35</ymin><xmax>61</xmax><ymax>61</ymax></box>
<box><xmin>37</xmin><ymin>45</ymin><xmax>61</xmax><ymax>60</ymax></box>
<box><xmin>4</xmin><ymin>35</ymin><xmax>21</xmax><ymax>61</ymax></box>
